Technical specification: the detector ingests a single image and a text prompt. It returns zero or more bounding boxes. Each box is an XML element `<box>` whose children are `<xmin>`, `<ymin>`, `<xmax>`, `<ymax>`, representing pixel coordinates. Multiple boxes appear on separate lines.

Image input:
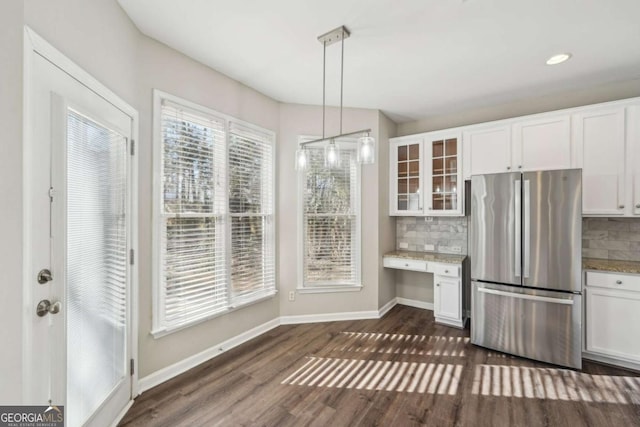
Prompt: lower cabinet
<box><xmin>430</xmin><ymin>262</ymin><xmax>466</xmax><ymax>328</ymax></box>
<box><xmin>584</xmin><ymin>271</ymin><xmax>640</xmax><ymax>368</ymax></box>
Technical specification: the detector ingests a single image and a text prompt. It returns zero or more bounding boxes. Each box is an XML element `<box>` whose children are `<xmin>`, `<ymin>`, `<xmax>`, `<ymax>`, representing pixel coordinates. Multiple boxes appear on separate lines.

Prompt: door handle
<box><xmin>523</xmin><ymin>180</ymin><xmax>530</xmax><ymax>278</ymax></box>
<box><xmin>37</xmin><ymin>269</ymin><xmax>53</xmax><ymax>284</ymax></box>
<box><xmin>36</xmin><ymin>300</ymin><xmax>61</xmax><ymax>317</ymax></box>
<box><xmin>514</xmin><ymin>180</ymin><xmax>521</xmax><ymax>277</ymax></box>
<box><xmin>477</xmin><ymin>287</ymin><xmax>574</xmax><ymax>305</ymax></box>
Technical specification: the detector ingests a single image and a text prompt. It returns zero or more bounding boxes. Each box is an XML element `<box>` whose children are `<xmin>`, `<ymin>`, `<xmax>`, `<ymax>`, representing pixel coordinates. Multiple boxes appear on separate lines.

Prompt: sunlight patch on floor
<box><xmin>281</xmin><ymin>356</ymin><xmax>462</xmax><ymax>394</ymax></box>
<box><xmin>331</xmin><ymin>332</ymin><xmax>470</xmax><ymax>357</ymax></box>
<box><xmin>471</xmin><ymin>364</ymin><xmax>640</xmax><ymax>404</ymax></box>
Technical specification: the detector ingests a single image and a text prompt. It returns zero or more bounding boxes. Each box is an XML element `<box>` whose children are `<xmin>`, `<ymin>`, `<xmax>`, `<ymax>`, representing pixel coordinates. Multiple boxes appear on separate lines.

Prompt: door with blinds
<box><xmin>26</xmin><ymin>39</ymin><xmax>135</xmax><ymax>426</ymax></box>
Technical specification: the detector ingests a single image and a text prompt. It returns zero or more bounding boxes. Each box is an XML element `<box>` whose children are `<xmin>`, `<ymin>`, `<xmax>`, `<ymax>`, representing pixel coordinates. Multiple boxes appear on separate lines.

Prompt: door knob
<box><xmin>37</xmin><ymin>269</ymin><xmax>53</xmax><ymax>284</ymax></box>
<box><xmin>36</xmin><ymin>300</ymin><xmax>61</xmax><ymax>317</ymax></box>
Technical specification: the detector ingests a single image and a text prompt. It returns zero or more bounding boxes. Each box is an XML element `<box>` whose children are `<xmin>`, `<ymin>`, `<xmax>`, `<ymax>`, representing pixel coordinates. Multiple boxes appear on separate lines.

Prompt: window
<box><xmin>153</xmin><ymin>91</ymin><xmax>275</xmax><ymax>336</ymax></box>
<box><xmin>298</xmin><ymin>139</ymin><xmax>361</xmax><ymax>291</ymax></box>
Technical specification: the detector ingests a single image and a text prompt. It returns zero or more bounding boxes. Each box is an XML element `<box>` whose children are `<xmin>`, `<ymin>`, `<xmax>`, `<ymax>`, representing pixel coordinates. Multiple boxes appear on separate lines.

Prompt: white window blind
<box><xmin>159</xmin><ymin>101</ymin><xmax>228</xmax><ymax>330</ymax></box>
<box><xmin>228</xmin><ymin>122</ymin><xmax>276</xmax><ymax>303</ymax></box>
<box><xmin>300</xmin><ymin>141</ymin><xmax>361</xmax><ymax>287</ymax></box>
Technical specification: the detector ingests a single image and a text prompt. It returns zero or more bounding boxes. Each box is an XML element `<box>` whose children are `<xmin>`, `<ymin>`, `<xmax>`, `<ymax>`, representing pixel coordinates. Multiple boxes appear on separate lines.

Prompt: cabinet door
<box><xmin>424</xmin><ymin>134</ymin><xmax>463</xmax><ymax>216</ymax></box>
<box><xmin>434</xmin><ymin>277</ymin><xmax>461</xmax><ymax>321</ymax></box>
<box><xmin>586</xmin><ymin>287</ymin><xmax>640</xmax><ymax>362</ymax></box>
<box><xmin>389</xmin><ymin>139</ymin><xmax>423</xmax><ymax>215</ymax></box>
<box><xmin>512</xmin><ymin>115</ymin><xmax>571</xmax><ymax>171</ymax></box>
<box><xmin>630</xmin><ymin>106</ymin><xmax>640</xmax><ymax>216</ymax></box>
<box><xmin>462</xmin><ymin>126</ymin><xmax>511</xmax><ymax>178</ymax></box>
<box><xmin>573</xmin><ymin>108</ymin><xmax>625</xmax><ymax>215</ymax></box>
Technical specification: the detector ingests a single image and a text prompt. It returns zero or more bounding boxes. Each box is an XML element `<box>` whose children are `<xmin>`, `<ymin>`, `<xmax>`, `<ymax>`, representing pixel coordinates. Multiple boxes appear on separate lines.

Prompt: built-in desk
<box><xmin>383</xmin><ymin>250</ymin><xmax>468</xmax><ymax>328</ymax></box>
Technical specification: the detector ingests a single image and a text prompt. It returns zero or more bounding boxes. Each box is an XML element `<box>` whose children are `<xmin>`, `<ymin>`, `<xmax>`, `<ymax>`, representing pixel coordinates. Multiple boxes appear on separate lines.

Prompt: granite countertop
<box><xmin>583</xmin><ymin>258</ymin><xmax>640</xmax><ymax>275</ymax></box>
<box><xmin>383</xmin><ymin>250</ymin><xmax>467</xmax><ymax>264</ymax></box>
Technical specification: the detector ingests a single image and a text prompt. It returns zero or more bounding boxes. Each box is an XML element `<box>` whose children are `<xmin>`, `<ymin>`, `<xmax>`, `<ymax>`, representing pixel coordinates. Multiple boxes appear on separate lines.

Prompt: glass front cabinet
<box><xmin>389</xmin><ymin>132</ymin><xmax>463</xmax><ymax>216</ymax></box>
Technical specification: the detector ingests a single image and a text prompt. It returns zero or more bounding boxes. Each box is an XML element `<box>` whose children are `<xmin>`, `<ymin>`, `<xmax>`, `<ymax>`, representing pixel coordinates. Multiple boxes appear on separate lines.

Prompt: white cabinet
<box><xmin>573</xmin><ymin>107</ymin><xmax>626</xmax><ymax>215</ymax></box>
<box><xmin>512</xmin><ymin>115</ymin><xmax>571</xmax><ymax>172</ymax></box>
<box><xmin>423</xmin><ymin>133</ymin><xmax>463</xmax><ymax>216</ymax></box>
<box><xmin>431</xmin><ymin>262</ymin><xmax>465</xmax><ymax>328</ymax></box>
<box><xmin>462</xmin><ymin>125</ymin><xmax>511</xmax><ymax>179</ymax></box>
<box><xmin>389</xmin><ymin>137</ymin><xmax>423</xmax><ymax>215</ymax></box>
<box><xmin>390</xmin><ymin>133</ymin><xmax>463</xmax><ymax>216</ymax></box>
<box><xmin>584</xmin><ymin>271</ymin><xmax>640</xmax><ymax>367</ymax></box>
<box><xmin>630</xmin><ymin>106</ymin><xmax>640</xmax><ymax>216</ymax></box>
<box><xmin>462</xmin><ymin>116</ymin><xmax>571</xmax><ymax>179</ymax></box>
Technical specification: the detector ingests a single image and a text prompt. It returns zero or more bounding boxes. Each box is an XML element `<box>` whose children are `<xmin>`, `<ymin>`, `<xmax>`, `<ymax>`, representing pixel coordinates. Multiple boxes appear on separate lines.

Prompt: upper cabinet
<box><xmin>390</xmin><ymin>137</ymin><xmax>424</xmax><ymax>215</ymax></box>
<box><xmin>512</xmin><ymin>115</ymin><xmax>571</xmax><ymax>172</ymax></box>
<box><xmin>424</xmin><ymin>133</ymin><xmax>463</xmax><ymax>216</ymax></box>
<box><xmin>574</xmin><ymin>105</ymin><xmax>640</xmax><ymax>216</ymax></box>
<box><xmin>392</xmin><ymin>97</ymin><xmax>640</xmax><ymax>217</ymax></box>
<box><xmin>462</xmin><ymin>115</ymin><xmax>571</xmax><ymax>179</ymax></box>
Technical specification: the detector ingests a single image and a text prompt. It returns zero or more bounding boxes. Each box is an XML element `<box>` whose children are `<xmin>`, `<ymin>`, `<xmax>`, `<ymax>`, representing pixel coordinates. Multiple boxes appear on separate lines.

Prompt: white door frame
<box><xmin>22</xmin><ymin>26</ymin><xmax>139</xmax><ymax>407</ymax></box>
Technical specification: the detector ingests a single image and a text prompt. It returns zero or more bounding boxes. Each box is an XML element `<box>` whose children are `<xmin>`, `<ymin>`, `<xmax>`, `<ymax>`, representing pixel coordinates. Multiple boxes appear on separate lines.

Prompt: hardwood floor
<box><xmin>120</xmin><ymin>305</ymin><xmax>640</xmax><ymax>426</ymax></box>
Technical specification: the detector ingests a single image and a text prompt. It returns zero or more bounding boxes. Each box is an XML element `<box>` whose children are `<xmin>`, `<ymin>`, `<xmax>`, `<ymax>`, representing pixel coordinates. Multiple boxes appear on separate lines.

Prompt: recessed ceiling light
<box><xmin>546</xmin><ymin>53</ymin><xmax>572</xmax><ymax>65</ymax></box>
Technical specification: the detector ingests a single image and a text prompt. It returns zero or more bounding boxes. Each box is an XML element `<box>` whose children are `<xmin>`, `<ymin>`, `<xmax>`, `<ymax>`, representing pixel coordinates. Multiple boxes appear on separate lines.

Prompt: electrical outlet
<box><xmin>424</xmin><ymin>244</ymin><xmax>435</xmax><ymax>251</ymax></box>
<box><xmin>424</xmin><ymin>217</ymin><xmax>434</xmax><ymax>222</ymax></box>
<box><xmin>399</xmin><ymin>242</ymin><xmax>409</xmax><ymax>249</ymax></box>
<box><xmin>450</xmin><ymin>246</ymin><xmax>462</xmax><ymax>253</ymax></box>
<box><xmin>288</xmin><ymin>291</ymin><xmax>295</xmax><ymax>301</ymax></box>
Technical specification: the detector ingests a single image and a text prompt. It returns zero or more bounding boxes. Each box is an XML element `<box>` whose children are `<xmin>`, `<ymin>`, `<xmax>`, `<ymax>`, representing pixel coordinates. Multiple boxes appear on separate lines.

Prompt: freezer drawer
<box><xmin>471</xmin><ymin>281</ymin><xmax>582</xmax><ymax>369</ymax></box>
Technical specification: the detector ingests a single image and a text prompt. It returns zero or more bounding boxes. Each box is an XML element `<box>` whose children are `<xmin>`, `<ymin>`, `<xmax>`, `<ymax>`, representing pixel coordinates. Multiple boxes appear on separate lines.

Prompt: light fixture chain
<box><xmin>322</xmin><ymin>40</ymin><xmax>326</xmax><ymax>140</ymax></box>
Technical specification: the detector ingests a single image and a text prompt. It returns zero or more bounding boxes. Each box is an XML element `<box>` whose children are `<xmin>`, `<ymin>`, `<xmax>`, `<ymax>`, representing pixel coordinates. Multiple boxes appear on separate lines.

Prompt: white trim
<box><xmin>109</xmin><ymin>400</ymin><xmax>135</xmax><ymax>427</ymax></box>
<box><xmin>138</xmin><ymin>318</ymin><xmax>281</xmax><ymax>393</ymax></box>
<box><xmin>296</xmin><ymin>285</ymin><xmax>362</xmax><ymax>294</ymax></box>
<box><xmin>396</xmin><ymin>297</ymin><xmax>434</xmax><ymax>311</ymax></box>
<box><xmin>280</xmin><ymin>310</ymin><xmax>379</xmax><ymax>325</ymax></box>
<box><xmin>583</xmin><ymin>351</ymin><xmax>640</xmax><ymax>373</ymax></box>
<box><xmin>378</xmin><ymin>298</ymin><xmax>398</xmax><ymax>318</ymax></box>
<box><xmin>23</xmin><ymin>26</ymin><xmax>140</xmax><ymax>407</ymax></box>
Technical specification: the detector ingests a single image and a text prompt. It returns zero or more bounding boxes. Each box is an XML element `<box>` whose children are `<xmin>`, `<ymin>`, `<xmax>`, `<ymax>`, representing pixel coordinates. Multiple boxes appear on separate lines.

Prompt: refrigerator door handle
<box><xmin>524</xmin><ymin>179</ymin><xmax>531</xmax><ymax>278</ymax></box>
<box><xmin>514</xmin><ymin>179</ymin><xmax>521</xmax><ymax>277</ymax></box>
<box><xmin>477</xmin><ymin>287</ymin><xmax>574</xmax><ymax>305</ymax></box>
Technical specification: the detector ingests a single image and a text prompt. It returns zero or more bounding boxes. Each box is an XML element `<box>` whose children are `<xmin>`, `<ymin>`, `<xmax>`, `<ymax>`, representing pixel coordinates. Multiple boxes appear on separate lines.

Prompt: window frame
<box><xmin>152</xmin><ymin>90</ymin><xmax>276</xmax><ymax>337</ymax></box>
<box><xmin>296</xmin><ymin>136</ymin><xmax>362</xmax><ymax>294</ymax></box>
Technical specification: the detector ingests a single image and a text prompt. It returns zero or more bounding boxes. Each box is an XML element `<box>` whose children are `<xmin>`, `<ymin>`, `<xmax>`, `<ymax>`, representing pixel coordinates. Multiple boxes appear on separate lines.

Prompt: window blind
<box><xmin>228</xmin><ymin>122</ymin><xmax>276</xmax><ymax>302</ymax></box>
<box><xmin>160</xmin><ymin>101</ymin><xmax>228</xmax><ymax>330</ymax></box>
<box><xmin>302</xmin><ymin>144</ymin><xmax>360</xmax><ymax>286</ymax></box>
<box><xmin>155</xmin><ymin>94</ymin><xmax>277</xmax><ymax>334</ymax></box>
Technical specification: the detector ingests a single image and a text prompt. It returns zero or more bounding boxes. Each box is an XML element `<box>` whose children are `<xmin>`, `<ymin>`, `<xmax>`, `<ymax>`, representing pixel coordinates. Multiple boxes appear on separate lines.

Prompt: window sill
<box><xmin>151</xmin><ymin>290</ymin><xmax>278</xmax><ymax>339</ymax></box>
<box><xmin>296</xmin><ymin>285</ymin><xmax>363</xmax><ymax>294</ymax></box>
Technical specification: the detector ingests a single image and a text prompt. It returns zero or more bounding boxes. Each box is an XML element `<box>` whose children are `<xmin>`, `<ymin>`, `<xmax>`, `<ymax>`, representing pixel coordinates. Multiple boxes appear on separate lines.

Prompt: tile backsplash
<box><xmin>396</xmin><ymin>216</ymin><xmax>468</xmax><ymax>255</ymax></box>
<box><xmin>582</xmin><ymin>218</ymin><xmax>640</xmax><ymax>261</ymax></box>
<box><xmin>396</xmin><ymin>216</ymin><xmax>640</xmax><ymax>262</ymax></box>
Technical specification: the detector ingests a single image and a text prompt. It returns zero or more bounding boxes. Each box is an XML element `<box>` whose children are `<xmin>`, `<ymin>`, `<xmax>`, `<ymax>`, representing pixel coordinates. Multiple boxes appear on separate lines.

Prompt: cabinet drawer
<box><xmin>383</xmin><ymin>257</ymin><xmax>428</xmax><ymax>272</ymax></box>
<box><xmin>432</xmin><ymin>263</ymin><xmax>460</xmax><ymax>278</ymax></box>
<box><xmin>585</xmin><ymin>271</ymin><xmax>640</xmax><ymax>292</ymax></box>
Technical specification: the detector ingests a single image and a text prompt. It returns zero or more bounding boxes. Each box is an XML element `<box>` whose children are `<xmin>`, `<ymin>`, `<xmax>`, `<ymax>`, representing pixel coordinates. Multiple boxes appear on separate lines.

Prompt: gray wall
<box><xmin>583</xmin><ymin>218</ymin><xmax>640</xmax><ymax>261</ymax></box>
<box><xmin>397</xmin><ymin>78</ymin><xmax>640</xmax><ymax>136</ymax></box>
<box><xmin>0</xmin><ymin>0</ymin><xmax>25</xmax><ymax>405</ymax></box>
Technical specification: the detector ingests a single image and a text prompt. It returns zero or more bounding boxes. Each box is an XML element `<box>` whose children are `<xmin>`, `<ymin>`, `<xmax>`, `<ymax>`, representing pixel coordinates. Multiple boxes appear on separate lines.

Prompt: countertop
<box><xmin>383</xmin><ymin>250</ymin><xmax>467</xmax><ymax>264</ymax></box>
<box><xmin>583</xmin><ymin>258</ymin><xmax>640</xmax><ymax>275</ymax></box>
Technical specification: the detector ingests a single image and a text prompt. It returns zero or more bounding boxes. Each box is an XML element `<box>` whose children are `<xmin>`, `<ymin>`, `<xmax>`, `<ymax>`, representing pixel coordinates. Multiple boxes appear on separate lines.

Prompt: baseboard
<box><xmin>138</xmin><ymin>317</ymin><xmax>281</xmax><ymax>393</ymax></box>
<box><xmin>280</xmin><ymin>310</ymin><xmax>380</xmax><ymax>325</ymax></box>
<box><xmin>110</xmin><ymin>400</ymin><xmax>134</xmax><ymax>427</ymax></box>
<box><xmin>583</xmin><ymin>351</ymin><xmax>640</xmax><ymax>373</ymax></box>
<box><xmin>378</xmin><ymin>298</ymin><xmax>397</xmax><ymax>318</ymax></box>
<box><xmin>396</xmin><ymin>297</ymin><xmax>434</xmax><ymax>311</ymax></box>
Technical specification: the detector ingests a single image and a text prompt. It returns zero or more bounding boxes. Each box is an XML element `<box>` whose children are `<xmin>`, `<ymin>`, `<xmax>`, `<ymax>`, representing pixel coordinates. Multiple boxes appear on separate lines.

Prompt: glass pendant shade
<box><xmin>295</xmin><ymin>148</ymin><xmax>308</xmax><ymax>171</ymax></box>
<box><xmin>357</xmin><ymin>135</ymin><xmax>375</xmax><ymax>164</ymax></box>
<box><xmin>324</xmin><ymin>140</ymin><xmax>341</xmax><ymax>168</ymax></box>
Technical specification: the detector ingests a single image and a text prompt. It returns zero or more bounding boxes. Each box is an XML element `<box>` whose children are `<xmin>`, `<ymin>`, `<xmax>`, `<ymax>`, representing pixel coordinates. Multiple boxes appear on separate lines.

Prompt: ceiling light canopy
<box><xmin>546</xmin><ymin>53</ymin><xmax>572</xmax><ymax>65</ymax></box>
<box><xmin>295</xmin><ymin>26</ymin><xmax>376</xmax><ymax>171</ymax></box>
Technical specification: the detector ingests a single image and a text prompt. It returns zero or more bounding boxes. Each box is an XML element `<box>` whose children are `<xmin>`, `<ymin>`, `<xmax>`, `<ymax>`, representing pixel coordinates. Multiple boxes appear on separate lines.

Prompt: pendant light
<box><xmin>295</xmin><ymin>26</ymin><xmax>376</xmax><ymax>171</ymax></box>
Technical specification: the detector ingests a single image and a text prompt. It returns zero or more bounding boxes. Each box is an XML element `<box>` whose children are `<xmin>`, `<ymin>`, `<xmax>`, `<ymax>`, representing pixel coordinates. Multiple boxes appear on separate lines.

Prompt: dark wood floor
<box><xmin>120</xmin><ymin>305</ymin><xmax>640</xmax><ymax>427</ymax></box>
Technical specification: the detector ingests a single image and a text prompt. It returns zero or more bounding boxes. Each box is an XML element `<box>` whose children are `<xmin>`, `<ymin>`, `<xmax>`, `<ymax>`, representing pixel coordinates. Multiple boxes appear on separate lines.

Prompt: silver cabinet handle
<box><xmin>507</xmin><ymin>166</ymin><xmax>511</xmax><ymax>170</ymax></box>
<box><xmin>636</xmin><ymin>204</ymin><xmax>640</xmax><ymax>209</ymax></box>
<box><xmin>518</xmin><ymin>165</ymin><xmax>522</xmax><ymax>169</ymax></box>
<box><xmin>619</xmin><ymin>205</ymin><xmax>625</xmax><ymax>209</ymax></box>
<box><xmin>405</xmin><ymin>263</ymin><xmax>409</xmax><ymax>267</ymax></box>
<box><xmin>436</xmin><ymin>283</ymin><xmax>440</xmax><ymax>287</ymax></box>
<box><xmin>444</xmin><ymin>270</ymin><xmax>449</xmax><ymax>273</ymax></box>
<box><xmin>616</xmin><ymin>280</ymin><xmax>623</xmax><ymax>285</ymax></box>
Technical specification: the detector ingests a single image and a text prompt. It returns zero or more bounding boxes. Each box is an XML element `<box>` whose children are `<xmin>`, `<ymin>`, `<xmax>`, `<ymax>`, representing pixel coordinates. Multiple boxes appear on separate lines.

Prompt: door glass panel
<box><xmin>409</xmin><ymin>178</ymin><xmax>419</xmax><ymax>193</ymax></box>
<box><xmin>66</xmin><ymin>109</ymin><xmax>127</xmax><ymax>427</ymax></box>
<box><xmin>445</xmin><ymin>139</ymin><xmax>457</xmax><ymax>156</ymax></box>
<box><xmin>398</xmin><ymin>162</ymin><xmax>407</xmax><ymax>177</ymax></box>
<box><xmin>398</xmin><ymin>146</ymin><xmax>408</xmax><ymax>162</ymax></box>
<box><xmin>398</xmin><ymin>195</ymin><xmax>408</xmax><ymax>210</ymax></box>
<box><xmin>408</xmin><ymin>144</ymin><xmax>419</xmax><ymax>160</ymax></box>
<box><xmin>398</xmin><ymin>179</ymin><xmax>407</xmax><ymax>194</ymax></box>
<box><xmin>433</xmin><ymin>140</ymin><xmax>444</xmax><ymax>157</ymax></box>
<box><xmin>445</xmin><ymin>157</ymin><xmax>457</xmax><ymax>174</ymax></box>
<box><xmin>408</xmin><ymin>160</ymin><xmax>420</xmax><ymax>177</ymax></box>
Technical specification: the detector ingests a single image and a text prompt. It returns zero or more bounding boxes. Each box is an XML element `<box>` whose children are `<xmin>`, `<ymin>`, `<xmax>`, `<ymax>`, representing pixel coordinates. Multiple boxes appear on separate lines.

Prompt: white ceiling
<box><xmin>118</xmin><ymin>0</ymin><xmax>640</xmax><ymax>123</ymax></box>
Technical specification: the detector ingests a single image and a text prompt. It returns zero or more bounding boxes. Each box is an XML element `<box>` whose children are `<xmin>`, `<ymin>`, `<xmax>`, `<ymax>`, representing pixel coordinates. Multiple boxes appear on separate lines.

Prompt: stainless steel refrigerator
<box><xmin>470</xmin><ymin>169</ymin><xmax>582</xmax><ymax>369</ymax></box>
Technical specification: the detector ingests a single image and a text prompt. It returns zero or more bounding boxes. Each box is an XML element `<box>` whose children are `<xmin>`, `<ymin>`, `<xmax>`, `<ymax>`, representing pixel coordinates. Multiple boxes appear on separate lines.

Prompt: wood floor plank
<box><xmin>120</xmin><ymin>306</ymin><xmax>640</xmax><ymax>427</ymax></box>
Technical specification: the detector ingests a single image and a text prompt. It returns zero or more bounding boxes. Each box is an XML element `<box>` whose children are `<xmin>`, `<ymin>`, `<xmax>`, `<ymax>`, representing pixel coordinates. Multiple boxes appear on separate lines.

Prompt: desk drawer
<box><xmin>432</xmin><ymin>263</ymin><xmax>460</xmax><ymax>278</ymax></box>
<box><xmin>585</xmin><ymin>271</ymin><xmax>640</xmax><ymax>292</ymax></box>
<box><xmin>383</xmin><ymin>257</ymin><xmax>428</xmax><ymax>272</ymax></box>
